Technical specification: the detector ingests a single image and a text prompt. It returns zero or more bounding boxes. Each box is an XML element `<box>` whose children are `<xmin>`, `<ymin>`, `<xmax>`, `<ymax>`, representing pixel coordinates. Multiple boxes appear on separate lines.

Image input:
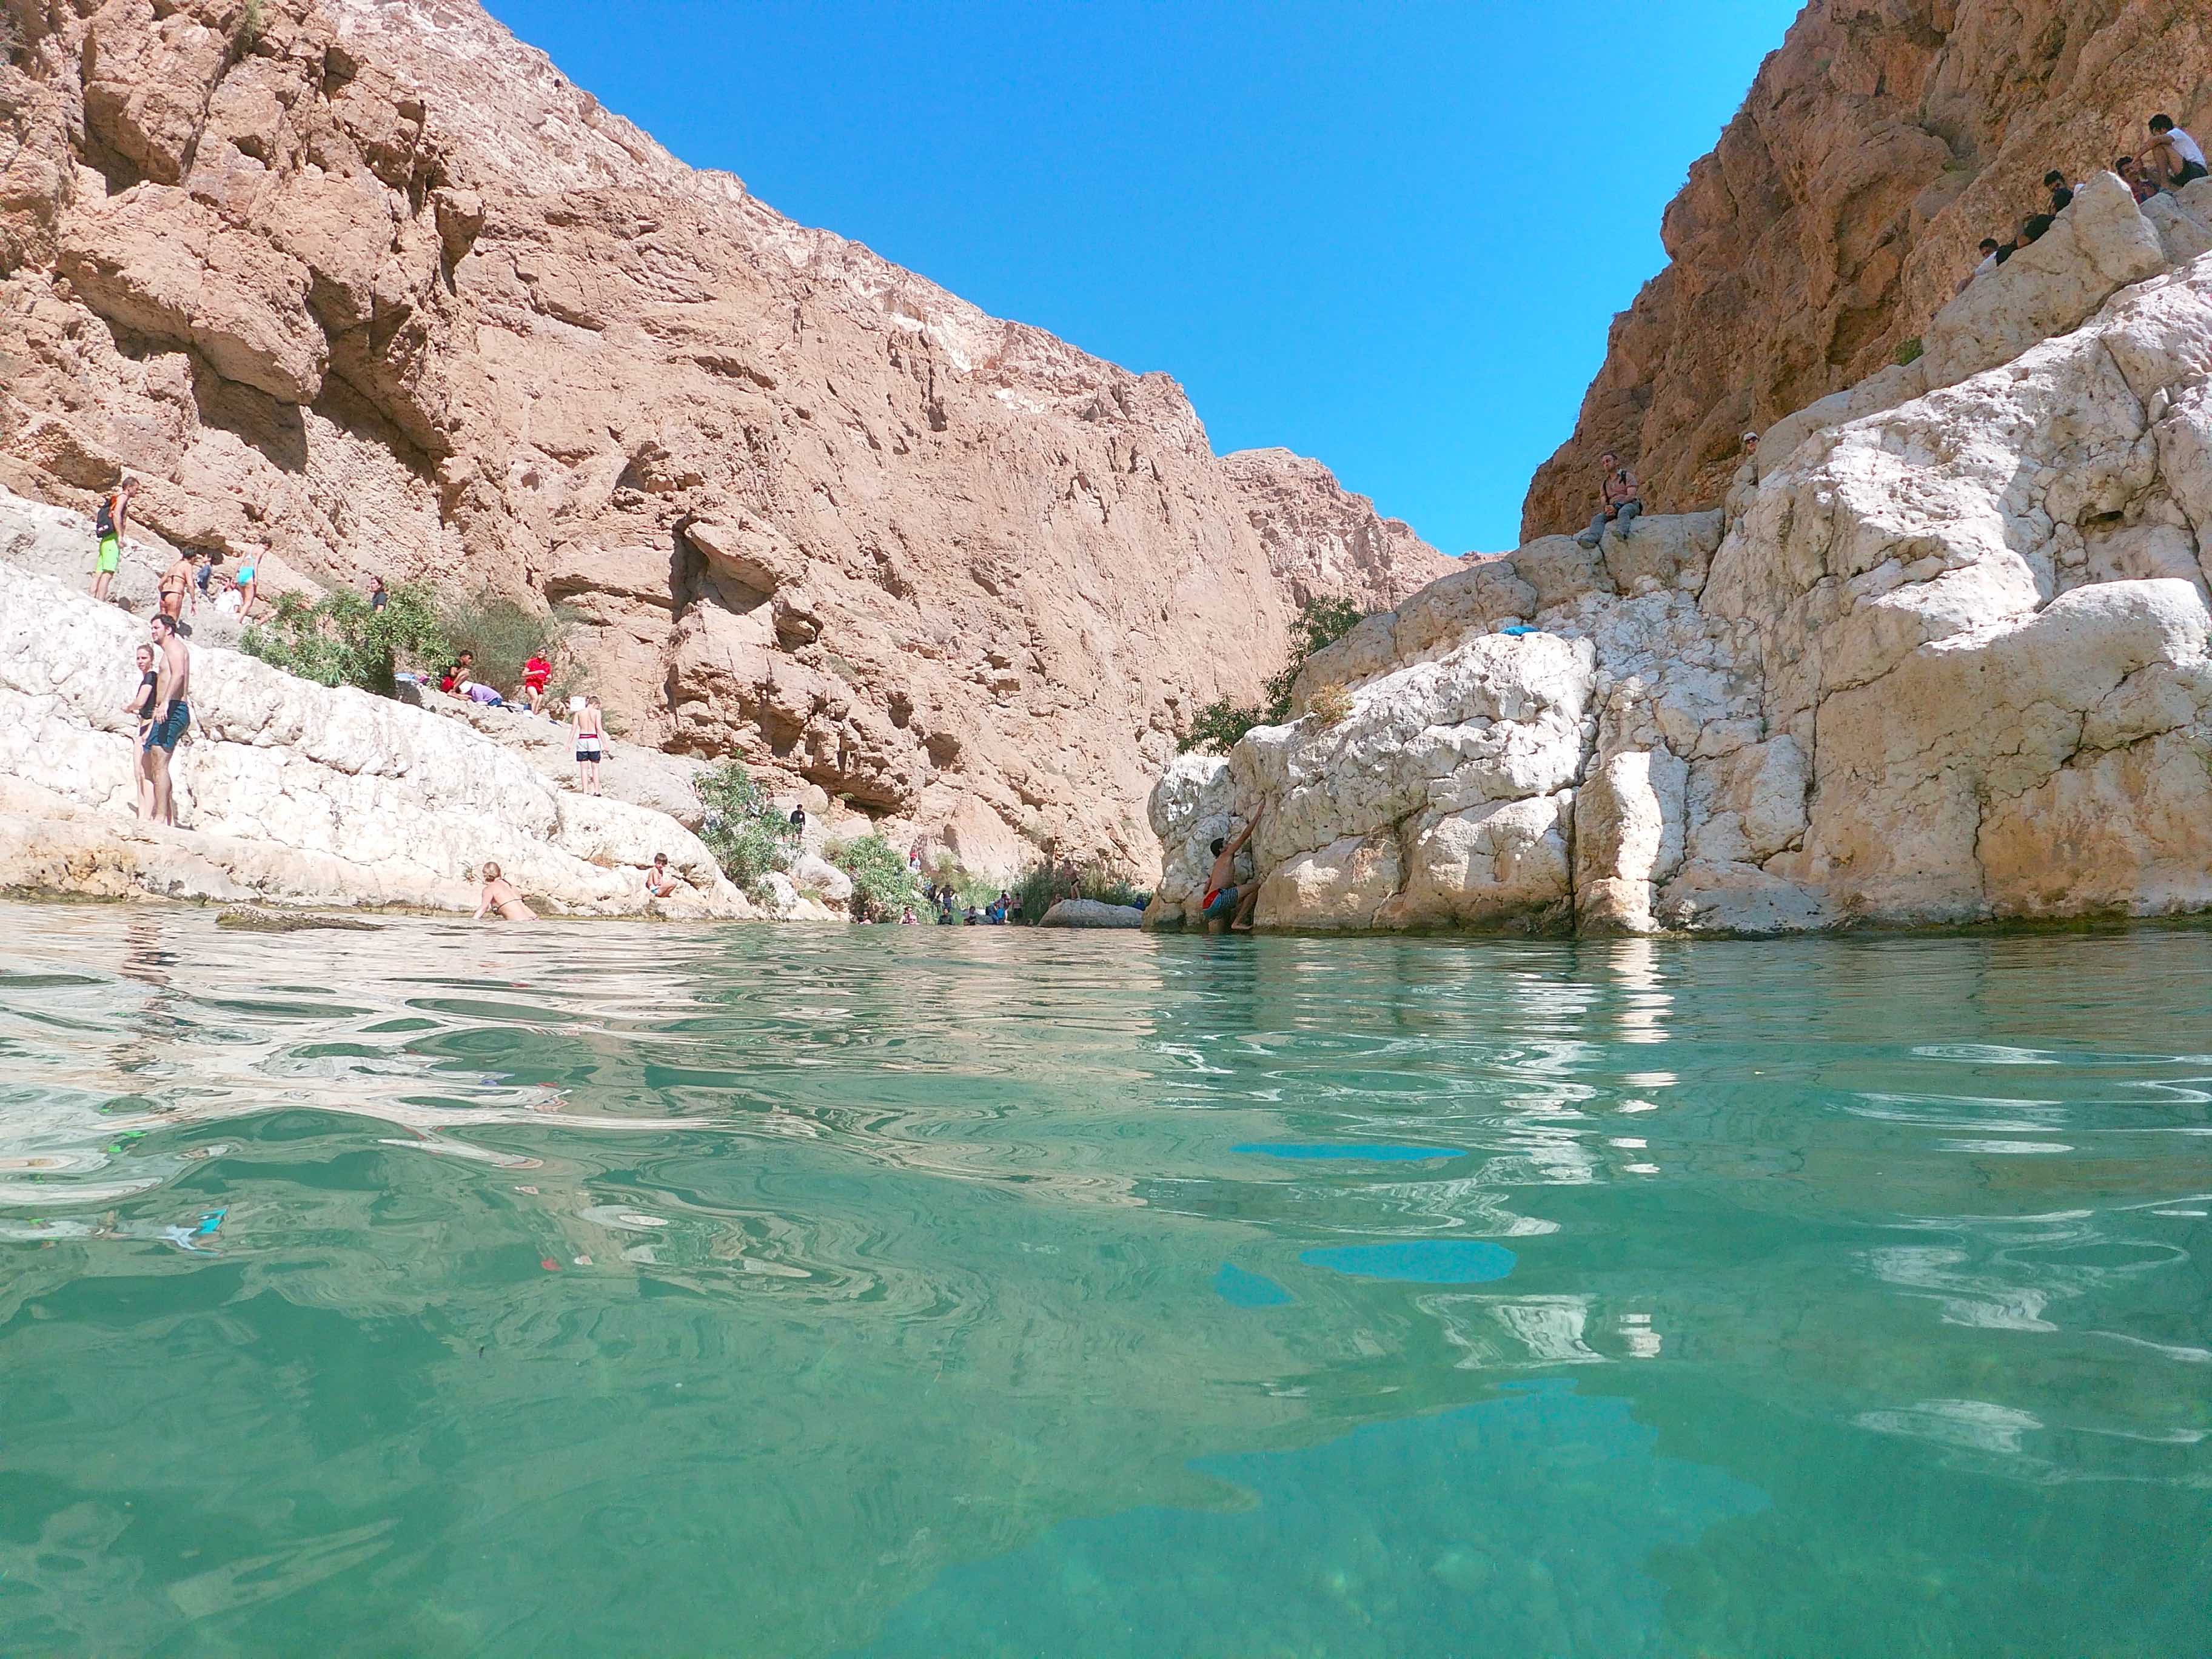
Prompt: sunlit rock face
<box><xmin>0</xmin><ymin>528</ymin><xmax>759</xmax><ymax>917</ymax></box>
<box><xmin>1521</xmin><ymin>0</ymin><xmax>2212</xmax><ymax>540</ymax></box>
<box><xmin>0</xmin><ymin>0</ymin><xmax>1445</xmax><ymax>880</ymax></box>
<box><xmin>1152</xmin><ymin>213</ymin><xmax>2212</xmax><ymax>934</ymax></box>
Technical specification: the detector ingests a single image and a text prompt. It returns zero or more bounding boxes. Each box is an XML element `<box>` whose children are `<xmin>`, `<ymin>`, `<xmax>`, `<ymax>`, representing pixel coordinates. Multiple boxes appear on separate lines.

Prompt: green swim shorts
<box><xmin>96</xmin><ymin>534</ymin><xmax>121</xmax><ymax>575</ymax></box>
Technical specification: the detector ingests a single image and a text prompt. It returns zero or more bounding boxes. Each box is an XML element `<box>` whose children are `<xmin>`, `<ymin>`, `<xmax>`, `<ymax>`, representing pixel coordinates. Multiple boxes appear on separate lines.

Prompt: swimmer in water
<box><xmin>474</xmin><ymin>862</ymin><xmax>538</xmax><ymax>922</ymax></box>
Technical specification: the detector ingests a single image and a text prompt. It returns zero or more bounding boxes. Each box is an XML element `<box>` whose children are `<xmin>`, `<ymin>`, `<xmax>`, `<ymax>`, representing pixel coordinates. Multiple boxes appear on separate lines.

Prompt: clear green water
<box><xmin>3</xmin><ymin>902</ymin><xmax>2209</xmax><ymax>1657</ymax></box>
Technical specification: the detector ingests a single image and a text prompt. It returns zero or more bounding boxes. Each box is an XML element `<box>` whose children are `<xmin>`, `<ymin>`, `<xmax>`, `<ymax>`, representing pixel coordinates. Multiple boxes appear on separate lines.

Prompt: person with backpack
<box><xmin>91</xmin><ymin>478</ymin><xmax>136</xmax><ymax>603</ymax></box>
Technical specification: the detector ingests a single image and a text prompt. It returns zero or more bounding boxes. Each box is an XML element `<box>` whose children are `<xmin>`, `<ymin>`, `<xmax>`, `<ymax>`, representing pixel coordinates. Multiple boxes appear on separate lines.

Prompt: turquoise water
<box><xmin>2</xmin><ymin>902</ymin><xmax>2208</xmax><ymax>1656</ymax></box>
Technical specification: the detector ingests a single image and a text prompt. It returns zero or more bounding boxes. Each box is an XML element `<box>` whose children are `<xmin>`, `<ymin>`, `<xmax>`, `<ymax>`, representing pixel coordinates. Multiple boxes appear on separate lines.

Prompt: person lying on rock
<box><xmin>1959</xmin><ymin>238</ymin><xmax>2002</xmax><ymax>293</ymax></box>
<box><xmin>144</xmin><ymin>613</ymin><xmax>191</xmax><ymax>827</ymax></box>
<box><xmin>644</xmin><ymin>854</ymin><xmax>680</xmax><ymax>899</ymax></box>
<box><xmin>2138</xmin><ymin>114</ymin><xmax>2208</xmax><ymax>193</ymax></box>
<box><xmin>1576</xmin><ymin>452</ymin><xmax>1642</xmax><ymax>549</ymax></box>
<box><xmin>474</xmin><ymin>862</ymin><xmax>538</xmax><ymax>922</ymax></box>
<box><xmin>1202</xmin><ymin>805</ymin><xmax>1264</xmax><ymax>933</ymax></box>
<box><xmin>91</xmin><ymin>478</ymin><xmax>135</xmax><ymax>604</ymax></box>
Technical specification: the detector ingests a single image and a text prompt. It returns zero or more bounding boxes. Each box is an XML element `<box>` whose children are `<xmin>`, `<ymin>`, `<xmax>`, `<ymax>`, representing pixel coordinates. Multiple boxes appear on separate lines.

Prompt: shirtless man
<box><xmin>474</xmin><ymin>862</ymin><xmax>538</xmax><ymax>922</ymax></box>
<box><xmin>92</xmin><ymin>478</ymin><xmax>136</xmax><ymax>603</ymax></box>
<box><xmin>158</xmin><ymin>549</ymin><xmax>196</xmax><ymax>623</ymax></box>
<box><xmin>143</xmin><ymin>614</ymin><xmax>191</xmax><ymax>826</ymax></box>
<box><xmin>1201</xmin><ymin>805</ymin><xmax>1264</xmax><ymax>932</ymax></box>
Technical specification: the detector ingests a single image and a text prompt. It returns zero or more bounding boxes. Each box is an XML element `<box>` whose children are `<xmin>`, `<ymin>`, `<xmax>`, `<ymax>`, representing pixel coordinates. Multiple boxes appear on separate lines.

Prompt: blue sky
<box><xmin>481</xmin><ymin>0</ymin><xmax>1801</xmax><ymax>554</ymax></box>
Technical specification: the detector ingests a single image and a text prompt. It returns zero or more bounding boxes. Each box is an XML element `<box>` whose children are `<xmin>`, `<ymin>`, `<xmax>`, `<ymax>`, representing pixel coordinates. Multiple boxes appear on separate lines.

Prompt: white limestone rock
<box><xmin>0</xmin><ymin>560</ymin><xmax>758</xmax><ymax>917</ymax></box>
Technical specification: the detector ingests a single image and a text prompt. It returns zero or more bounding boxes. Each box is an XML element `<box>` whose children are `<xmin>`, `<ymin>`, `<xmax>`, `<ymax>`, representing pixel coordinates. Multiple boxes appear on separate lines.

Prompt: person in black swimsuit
<box><xmin>121</xmin><ymin>642</ymin><xmax>158</xmax><ymax>819</ymax></box>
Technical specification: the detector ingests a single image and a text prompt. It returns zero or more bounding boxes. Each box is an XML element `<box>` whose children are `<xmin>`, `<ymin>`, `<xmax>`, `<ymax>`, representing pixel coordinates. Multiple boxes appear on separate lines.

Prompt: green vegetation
<box><xmin>241</xmin><ymin>582</ymin><xmax>447</xmax><ymax>696</ymax></box>
<box><xmin>233</xmin><ymin>0</ymin><xmax>264</xmax><ymax>53</ymax></box>
<box><xmin>1012</xmin><ymin>860</ymin><xmax>1148</xmax><ymax>922</ymax></box>
<box><xmin>1894</xmin><ymin>335</ymin><xmax>1925</xmax><ymax>367</ymax></box>
<box><xmin>440</xmin><ymin>595</ymin><xmax>581</xmax><ymax>703</ymax></box>
<box><xmin>694</xmin><ymin>760</ymin><xmax>797</xmax><ymax>896</ymax></box>
<box><xmin>1177</xmin><ymin>594</ymin><xmax>1367</xmax><ymax>754</ymax></box>
<box><xmin>828</xmin><ymin>834</ymin><xmax>919</xmax><ymax>921</ymax></box>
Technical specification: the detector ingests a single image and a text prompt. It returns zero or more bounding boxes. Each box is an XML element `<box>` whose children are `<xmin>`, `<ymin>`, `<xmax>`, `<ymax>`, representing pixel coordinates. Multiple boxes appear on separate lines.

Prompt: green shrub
<box><xmin>1894</xmin><ymin>335</ymin><xmax>1925</xmax><ymax>367</ymax></box>
<box><xmin>1178</xmin><ymin>594</ymin><xmax>1367</xmax><ymax>753</ymax></box>
<box><xmin>828</xmin><ymin>834</ymin><xmax>919</xmax><ymax>922</ymax></box>
<box><xmin>233</xmin><ymin>0</ymin><xmax>264</xmax><ymax>52</ymax></box>
<box><xmin>1013</xmin><ymin>860</ymin><xmax>1147</xmax><ymax>921</ymax></box>
<box><xmin>694</xmin><ymin>760</ymin><xmax>797</xmax><ymax>896</ymax></box>
<box><xmin>241</xmin><ymin>581</ymin><xmax>447</xmax><ymax>695</ymax></box>
<box><xmin>440</xmin><ymin>594</ymin><xmax>582</xmax><ymax>701</ymax></box>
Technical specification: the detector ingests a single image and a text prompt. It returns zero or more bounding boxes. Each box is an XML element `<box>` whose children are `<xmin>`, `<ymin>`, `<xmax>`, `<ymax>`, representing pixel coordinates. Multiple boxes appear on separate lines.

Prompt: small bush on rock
<box><xmin>242</xmin><ymin>582</ymin><xmax>447</xmax><ymax>695</ymax></box>
<box><xmin>828</xmin><ymin>834</ymin><xmax>918</xmax><ymax>921</ymax></box>
<box><xmin>1894</xmin><ymin>335</ymin><xmax>1925</xmax><ymax>367</ymax></box>
<box><xmin>695</xmin><ymin>760</ymin><xmax>797</xmax><ymax>896</ymax></box>
<box><xmin>1178</xmin><ymin>595</ymin><xmax>1367</xmax><ymax>753</ymax></box>
<box><xmin>1307</xmin><ymin>682</ymin><xmax>1354</xmax><ymax>727</ymax></box>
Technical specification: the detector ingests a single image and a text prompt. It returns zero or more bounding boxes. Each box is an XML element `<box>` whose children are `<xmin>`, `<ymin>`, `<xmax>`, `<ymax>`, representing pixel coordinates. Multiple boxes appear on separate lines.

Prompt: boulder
<box><xmin>1037</xmin><ymin>898</ymin><xmax>1144</xmax><ymax>928</ymax></box>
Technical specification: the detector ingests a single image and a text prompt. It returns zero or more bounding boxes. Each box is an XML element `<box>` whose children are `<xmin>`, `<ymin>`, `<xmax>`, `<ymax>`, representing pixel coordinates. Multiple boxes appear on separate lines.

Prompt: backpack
<box><xmin>95</xmin><ymin>497</ymin><xmax>115</xmax><ymax>538</ymax></box>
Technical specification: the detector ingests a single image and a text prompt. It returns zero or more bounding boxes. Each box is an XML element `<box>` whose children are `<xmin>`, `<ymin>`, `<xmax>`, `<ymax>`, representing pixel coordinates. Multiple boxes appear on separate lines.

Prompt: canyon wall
<box><xmin>0</xmin><ymin>0</ymin><xmax>1449</xmax><ymax>879</ymax></box>
<box><xmin>1523</xmin><ymin>0</ymin><xmax>2212</xmax><ymax>542</ymax></box>
<box><xmin>1155</xmin><ymin>178</ymin><xmax>2212</xmax><ymax>935</ymax></box>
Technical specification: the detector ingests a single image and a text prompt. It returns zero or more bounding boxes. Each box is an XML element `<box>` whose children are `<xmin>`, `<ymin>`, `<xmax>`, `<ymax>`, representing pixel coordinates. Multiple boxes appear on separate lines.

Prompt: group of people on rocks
<box><xmin>1963</xmin><ymin>114</ymin><xmax>2207</xmax><ymax>292</ymax></box>
<box><xmin>916</xmin><ymin>881</ymin><xmax>1022</xmax><ymax>925</ymax></box>
<box><xmin>89</xmin><ymin>480</ymin><xmax>261</xmax><ymax>620</ymax></box>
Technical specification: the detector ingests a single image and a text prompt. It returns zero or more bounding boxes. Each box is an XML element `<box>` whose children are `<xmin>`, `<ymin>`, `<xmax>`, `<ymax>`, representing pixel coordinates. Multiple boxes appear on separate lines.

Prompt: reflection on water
<box><xmin>1</xmin><ymin>903</ymin><xmax>2209</xmax><ymax>1656</ymax></box>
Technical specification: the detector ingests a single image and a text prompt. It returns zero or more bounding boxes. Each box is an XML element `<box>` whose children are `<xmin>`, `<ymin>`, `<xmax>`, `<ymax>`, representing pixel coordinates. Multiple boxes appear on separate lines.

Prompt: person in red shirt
<box><xmin>522</xmin><ymin>652</ymin><xmax>552</xmax><ymax>714</ymax></box>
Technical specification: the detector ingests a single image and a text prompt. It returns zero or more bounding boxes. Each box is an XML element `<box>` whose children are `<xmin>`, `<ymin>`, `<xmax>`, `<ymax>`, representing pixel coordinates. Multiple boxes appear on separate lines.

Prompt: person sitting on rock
<box><xmin>1201</xmin><ymin>805</ymin><xmax>1264</xmax><ymax>933</ymax></box>
<box><xmin>474</xmin><ymin>862</ymin><xmax>538</xmax><ymax>922</ymax></box>
<box><xmin>91</xmin><ymin>478</ymin><xmax>135</xmax><ymax>603</ymax></box>
<box><xmin>2116</xmin><ymin>155</ymin><xmax>2160</xmax><ymax>204</ymax></box>
<box><xmin>1576</xmin><ymin>452</ymin><xmax>1643</xmax><ymax>549</ymax></box>
<box><xmin>2138</xmin><ymin>114</ymin><xmax>2208</xmax><ymax>193</ymax></box>
<box><xmin>2042</xmin><ymin>170</ymin><xmax>2074</xmax><ymax>214</ymax></box>
<box><xmin>521</xmin><ymin>651</ymin><xmax>552</xmax><ymax>713</ymax></box>
<box><xmin>644</xmin><ymin>853</ymin><xmax>680</xmax><ymax>898</ymax></box>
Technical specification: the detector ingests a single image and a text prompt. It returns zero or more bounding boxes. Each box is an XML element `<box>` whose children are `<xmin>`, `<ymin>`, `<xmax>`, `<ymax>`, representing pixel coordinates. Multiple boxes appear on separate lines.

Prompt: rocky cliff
<box><xmin>0</xmin><ymin>485</ymin><xmax>876</xmax><ymax>916</ymax></box>
<box><xmin>0</xmin><ymin>0</ymin><xmax>1447</xmax><ymax>881</ymax></box>
<box><xmin>1153</xmin><ymin>176</ymin><xmax>2212</xmax><ymax>935</ymax></box>
<box><xmin>1522</xmin><ymin>0</ymin><xmax>2212</xmax><ymax>542</ymax></box>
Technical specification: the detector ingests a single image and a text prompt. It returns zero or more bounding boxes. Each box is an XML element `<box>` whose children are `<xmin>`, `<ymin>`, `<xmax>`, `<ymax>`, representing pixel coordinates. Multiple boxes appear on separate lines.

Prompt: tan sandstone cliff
<box><xmin>0</xmin><ymin>0</ymin><xmax>1449</xmax><ymax>881</ymax></box>
<box><xmin>1522</xmin><ymin>0</ymin><xmax>2212</xmax><ymax>542</ymax></box>
<box><xmin>1152</xmin><ymin>176</ymin><xmax>2212</xmax><ymax>935</ymax></box>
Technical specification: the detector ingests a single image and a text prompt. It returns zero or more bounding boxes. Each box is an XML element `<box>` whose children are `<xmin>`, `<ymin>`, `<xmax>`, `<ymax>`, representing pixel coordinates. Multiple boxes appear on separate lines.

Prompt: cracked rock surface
<box><xmin>1153</xmin><ymin>204</ymin><xmax>2212</xmax><ymax>934</ymax></box>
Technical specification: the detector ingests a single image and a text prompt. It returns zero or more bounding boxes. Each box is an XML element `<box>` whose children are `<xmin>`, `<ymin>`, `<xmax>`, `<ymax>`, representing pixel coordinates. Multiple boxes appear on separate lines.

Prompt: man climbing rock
<box><xmin>1202</xmin><ymin>805</ymin><xmax>1264</xmax><ymax>933</ymax></box>
<box><xmin>1577</xmin><ymin>452</ymin><xmax>1641</xmax><ymax>549</ymax></box>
